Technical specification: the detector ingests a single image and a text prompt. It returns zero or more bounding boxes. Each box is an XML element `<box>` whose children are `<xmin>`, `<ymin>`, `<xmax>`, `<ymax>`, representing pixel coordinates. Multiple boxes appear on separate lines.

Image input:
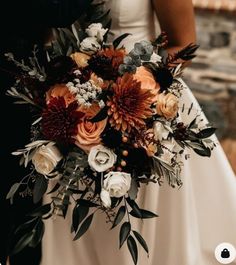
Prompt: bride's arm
<box><xmin>152</xmin><ymin>0</ymin><xmax>196</xmax><ymax>54</ymax></box>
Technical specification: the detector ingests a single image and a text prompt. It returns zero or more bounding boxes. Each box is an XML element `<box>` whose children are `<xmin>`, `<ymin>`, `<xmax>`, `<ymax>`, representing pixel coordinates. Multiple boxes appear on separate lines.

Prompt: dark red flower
<box><xmin>88</xmin><ymin>47</ymin><xmax>126</xmax><ymax>80</ymax></box>
<box><xmin>42</xmin><ymin>97</ymin><xmax>84</xmax><ymax>145</ymax></box>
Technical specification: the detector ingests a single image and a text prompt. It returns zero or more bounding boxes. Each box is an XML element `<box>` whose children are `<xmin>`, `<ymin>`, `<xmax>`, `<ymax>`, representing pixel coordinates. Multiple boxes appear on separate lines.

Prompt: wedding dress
<box><xmin>41</xmin><ymin>1</ymin><xmax>236</xmax><ymax>264</ymax></box>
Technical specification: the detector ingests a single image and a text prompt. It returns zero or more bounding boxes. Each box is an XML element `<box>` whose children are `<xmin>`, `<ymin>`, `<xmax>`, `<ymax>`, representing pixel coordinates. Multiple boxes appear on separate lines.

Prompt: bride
<box><xmin>41</xmin><ymin>0</ymin><xmax>236</xmax><ymax>264</ymax></box>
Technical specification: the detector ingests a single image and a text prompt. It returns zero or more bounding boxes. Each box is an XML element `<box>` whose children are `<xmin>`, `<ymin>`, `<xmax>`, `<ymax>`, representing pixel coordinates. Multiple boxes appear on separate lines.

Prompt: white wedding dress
<box><xmin>41</xmin><ymin>1</ymin><xmax>236</xmax><ymax>265</ymax></box>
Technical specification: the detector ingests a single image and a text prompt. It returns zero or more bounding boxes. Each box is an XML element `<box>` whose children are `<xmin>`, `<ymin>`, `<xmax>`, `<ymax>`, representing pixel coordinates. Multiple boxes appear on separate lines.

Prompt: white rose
<box><xmin>32</xmin><ymin>143</ymin><xmax>62</xmax><ymax>176</ymax></box>
<box><xmin>88</xmin><ymin>145</ymin><xmax>117</xmax><ymax>172</ymax></box>
<box><xmin>80</xmin><ymin>37</ymin><xmax>101</xmax><ymax>54</ymax></box>
<box><xmin>153</xmin><ymin>121</ymin><xmax>170</xmax><ymax>141</ymax></box>
<box><xmin>86</xmin><ymin>23</ymin><xmax>108</xmax><ymax>42</ymax></box>
<box><xmin>103</xmin><ymin>171</ymin><xmax>131</xmax><ymax>198</ymax></box>
<box><xmin>100</xmin><ymin>189</ymin><xmax>111</xmax><ymax>208</ymax></box>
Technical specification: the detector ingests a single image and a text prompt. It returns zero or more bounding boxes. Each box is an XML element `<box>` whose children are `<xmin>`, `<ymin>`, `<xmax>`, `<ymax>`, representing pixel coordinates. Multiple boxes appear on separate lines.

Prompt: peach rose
<box><xmin>134</xmin><ymin>66</ymin><xmax>160</xmax><ymax>102</ymax></box>
<box><xmin>75</xmin><ymin>104</ymin><xmax>107</xmax><ymax>152</ymax></box>
<box><xmin>70</xmin><ymin>52</ymin><xmax>91</xmax><ymax>68</ymax></box>
<box><xmin>156</xmin><ymin>93</ymin><xmax>179</xmax><ymax>120</ymax></box>
<box><xmin>46</xmin><ymin>84</ymin><xmax>75</xmax><ymax>106</ymax></box>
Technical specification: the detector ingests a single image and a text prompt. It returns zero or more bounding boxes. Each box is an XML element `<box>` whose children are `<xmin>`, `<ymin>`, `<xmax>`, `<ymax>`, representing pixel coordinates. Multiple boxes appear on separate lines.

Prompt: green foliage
<box><xmin>119</xmin><ymin>222</ymin><xmax>131</xmax><ymax>248</ymax></box>
<box><xmin>73</xmin><ymin>213</ymin><xmax>94</xmax><ymax>241</ymax></box>
<box><xmin>111</xmin><ymin>206</ymin><xmax>126</xmax><ymax>229</ymax></box>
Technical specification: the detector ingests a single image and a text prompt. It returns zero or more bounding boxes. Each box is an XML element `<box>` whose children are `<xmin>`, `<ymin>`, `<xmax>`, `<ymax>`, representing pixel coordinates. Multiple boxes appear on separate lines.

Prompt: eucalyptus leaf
<box><xmin>119</xmin><ymin>222</ymin><xmax>131</xmax><ymax>248</ymax></box>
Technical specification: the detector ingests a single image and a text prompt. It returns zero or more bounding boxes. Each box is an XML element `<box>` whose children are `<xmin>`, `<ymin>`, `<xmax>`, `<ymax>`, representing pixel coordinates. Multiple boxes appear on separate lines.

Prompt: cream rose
<box><xmin>86</xmin><ymin>23</ymin><xmax>108</xmax><ymax>42</ymax></box>
<box><xmin>156</xmin><ymin>93</ymin><xmax>179</xmax><ymax>120</ymax></box>
<box><xmin>75</xmin><ymin>104</ymin><xmax>107</xmax><ymax>152</ymax></box>
<box><xmin>80</xmin><ymin>37</ymin><xmax>101</xmax><ymax>54</ymax></box>
<box><xmin>88</xmin><ymin>145</ymin><xmax>117</xmax><ymax>172</ymax></box>
<box><xmin>100</xmin><ymin>189</ymin><xmax>112</xmax><ymax>208</ymax></box>
<box><xmin>103</xmin><ymin>171</ymin><xmax>131</xmax><ymax>198</ymax></box>
<box><xmin>32</xmin><ymin>143</ymin><xmax>62</xmax><ymax>176</ymax></box>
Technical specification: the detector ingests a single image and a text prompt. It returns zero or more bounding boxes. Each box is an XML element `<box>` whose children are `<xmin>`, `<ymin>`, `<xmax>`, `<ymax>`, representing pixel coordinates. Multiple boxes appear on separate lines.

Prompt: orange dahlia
<box><xmin>107</xmin><ymin>73</ymin><xmax>154</xmax><ymax>132</ymax></box>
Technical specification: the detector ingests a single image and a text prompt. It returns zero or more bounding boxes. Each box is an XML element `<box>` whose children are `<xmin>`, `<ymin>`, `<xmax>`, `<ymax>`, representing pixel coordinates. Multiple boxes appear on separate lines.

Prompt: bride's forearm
<box><xmin>152</xmin><ymin>0</ymin><xmax>196</xmax><ymax>61</ymax></box>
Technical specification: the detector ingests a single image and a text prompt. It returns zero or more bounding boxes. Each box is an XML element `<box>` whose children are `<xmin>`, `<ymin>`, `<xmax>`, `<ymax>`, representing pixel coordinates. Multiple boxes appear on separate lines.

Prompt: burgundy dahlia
<box><xmin>41</xmin><ymin>97</ymin><xmax>84</xmax><ymax>145</ymax></box>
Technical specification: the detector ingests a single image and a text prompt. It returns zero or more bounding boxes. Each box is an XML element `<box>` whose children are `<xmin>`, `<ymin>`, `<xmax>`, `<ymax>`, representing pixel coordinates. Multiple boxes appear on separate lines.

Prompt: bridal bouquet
<box><xmin>6</xmin><ymin>20</ymin><xmax>216</xmax><ymax>264</ymax></box>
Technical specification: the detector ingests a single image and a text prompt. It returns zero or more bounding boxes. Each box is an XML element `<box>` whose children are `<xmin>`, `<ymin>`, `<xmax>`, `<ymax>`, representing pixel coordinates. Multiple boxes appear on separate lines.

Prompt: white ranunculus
<box><xmin>100</xmin><ymin>188</ymin><xmax>111</xmax><ymax>208</ymax></box>
<box><xmin>103</xmin><ymin>171</ymin><xmax>132</xmax><ymax>198</ymax></box>
<box><xmin>88</xmin><ymin>145</ymin><xmax>117</xmax><ymax>172</ymax></box>
<box><xmin>153</xmin><ymin>121</ymin><xmax>170</xmax><ymax>141</ymax></box>
<box><xmin>86</xmin><ymin>23</ymin><xmax>108</xmax><ymax>42</ymax></box>
<box><xmin>80</xmin><ymin>37</ymin><xmax>101</xmax><ymax>54</ymax></box>
<box><xmin>32</xmin><ymin>143</ymin><xmax>62</xmax><ymax>176</ymax></box>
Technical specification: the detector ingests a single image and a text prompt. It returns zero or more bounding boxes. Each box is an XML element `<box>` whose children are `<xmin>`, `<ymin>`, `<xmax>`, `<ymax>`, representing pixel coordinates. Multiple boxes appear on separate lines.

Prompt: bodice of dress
<box><xmin>105</xmin><ymin>0</ymin><xmax>160</xmax><ymax>51</ymax></box>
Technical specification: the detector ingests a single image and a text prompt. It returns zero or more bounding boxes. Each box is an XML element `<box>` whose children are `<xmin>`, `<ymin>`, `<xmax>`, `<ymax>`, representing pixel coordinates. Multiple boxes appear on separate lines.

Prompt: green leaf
<box><xmin>47</xmin><ymin>182</ymin><xmax>60</xmax><ymax>194</ymax></box>
<box><xmin>72</xmin><ymin>205</ymin><xmax>89</xmax><ymax>233</ymax></box>
<box><xmin>77</xmin><ymin>199</ymin><xmax>99</xmax><ymax>207</ymax></box>
<box><xmin>130</xmin><ymin>209</ymin><xmax>158</xmax><ymax>219</ymax></box>
<box><xmin>126</xmin><ymin>198</ymin><xmax>142</xmax><ymax>218</ymax></box>
<box><xmin>11</xmin><ymin>231</ymin><xmax>34</xmax><ymax>255</ymax></box>
<box><xmin>6</xmin><ymin>183</ymin><xmax>21</xmax><ymax>203</ymax></box>
<box><xmin>29</xmin><ymin>220</ymin><xmax>45</xmax><ymax>248</ymax></box>
<box><xmin>119</xmin><ymin>222</ymin><xmax>131</xmax><ymax>248</ymax></box>
<box><xmin>196</xmin><ymin>128</ymin><xmax>216</xmax><ymax>139</ymax></box>
<box><xmin>127</xmin><ymin>235</ymin><xmax>138</xmax><ymax>265</ymax></box>
<box><xmin>14</xmin><ymin>217</ymin><xmax>38</xmax><ymax>234</ymax></box>
<box><xmin>128</xmin><ymin>179</ymin><xmax>138</xmax><ymax>200</ymax></box>
<box><xmin>30</xmin><ymin>203</ymin><xmax>51</xmax><ymax>217</ymax></box>
<box><xmin>133</xmin><ymin>230</ymin><xmax>149</xmax><ymax>254</ymax></box>
<box><xmin>111</xmin><ymin>206</ymin><xmax>126</xmax><ymax>229</ymax></box>
<box><xmin>89</xmin><ymin>106</ymin><xmax>108</xmax><ymax>122</ymax></box>
<box><xmin>113</xmin><ymin>33</ymin><xmax>131</xmax><ymax>48</ymax></box>
<box><xmin>73</xmin><ymin>213</ymin><xmax>94</xmax><ymax>241</ymax></box>
<box><xmin>193</xmin><ymin>146</ymin><xmax>211</xmax><ymax>157</ymax></box>
<box><xmin>33</xmin><ymin>175</ymin><xmax>48</xmax><ymax>204</ymax></box>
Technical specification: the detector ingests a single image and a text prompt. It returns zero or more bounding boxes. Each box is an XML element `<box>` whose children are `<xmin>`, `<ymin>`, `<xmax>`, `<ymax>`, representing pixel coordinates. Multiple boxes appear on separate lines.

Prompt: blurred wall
<box><xmin>183</xmin><ymin>1</ymin><xmax>236</xmax><ymax>172</ymax></box>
